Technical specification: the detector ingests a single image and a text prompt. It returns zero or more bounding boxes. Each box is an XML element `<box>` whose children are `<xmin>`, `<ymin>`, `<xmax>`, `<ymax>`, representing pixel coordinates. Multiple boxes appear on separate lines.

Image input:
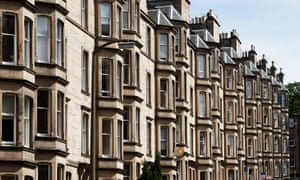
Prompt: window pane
<box><xmin>24</xmin><ymin>97</ymin><xmax>31</xmax><ymax>146</ymax></box>
<box><xmin>3</xmin><ymin>95</ymin><xmax>15</xmax><ymax>114</ymax></box>
<box><xmin>81</xmin><ymin>114</ymin><xmax>88</xmax><ymax>154</ymax></box>
<box><xmin>198</xmin><ymin>55</ymin><xmax>205</xmax><ymax>78</ymax></box>
<box><xmin>160</xmin><ymin>127</ymin><xmax>168</xmax><ymax>155</ymax></box>
<box><xmin>2</xmin><ymin>118</ymin><xmax>14</xmax><ymax>142</ymax></box>
<box><xmin>38</xmin><ymin>164</ymin><xmax>50</xmax><ymax>180</ymax></box>
<box><xmin>122</xmin><ymin>0</ymin><xmax>129</xmax><ymax>29</ymax></box>
<box><xmin>82</xmin><ymin>51</ymin><xmax>88</xmax><ymax>91</ymax></box>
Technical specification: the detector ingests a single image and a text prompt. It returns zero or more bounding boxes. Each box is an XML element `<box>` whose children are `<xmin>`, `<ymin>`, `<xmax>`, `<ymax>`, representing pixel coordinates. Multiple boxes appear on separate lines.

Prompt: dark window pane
<box><xmin>2</xmin><ymin>36</ymin><xmax>15</xmax><ymax>62</ymax></box>
<box><xmin>3</xmin><ymin>15</ymin><xmax>15</xmax><ymax>33</ymax></box>
<box><xmin>38</xmin><ymin>164</ymin><xmax>50</xmax><ymax>180</ymax></box>
<box><xmin>2</xmin><ymin>118</ymin><xmax>14</xmax><ymax>141</ymax></box>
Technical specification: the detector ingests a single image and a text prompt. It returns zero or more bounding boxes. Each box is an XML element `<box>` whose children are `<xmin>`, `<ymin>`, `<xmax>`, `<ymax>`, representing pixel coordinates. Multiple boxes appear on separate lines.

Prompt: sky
<box><xmin>190</xmin><ymin>0</ymin><xmax>300</xmax><ymax>84</ymax></box>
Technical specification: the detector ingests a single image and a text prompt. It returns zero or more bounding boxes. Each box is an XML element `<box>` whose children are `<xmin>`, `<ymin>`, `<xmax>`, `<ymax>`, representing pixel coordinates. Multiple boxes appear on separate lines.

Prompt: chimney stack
<box><xmin>270</xmin><ymin>61</ymin><xmax>277</xmax><ymax>77</ymax></box>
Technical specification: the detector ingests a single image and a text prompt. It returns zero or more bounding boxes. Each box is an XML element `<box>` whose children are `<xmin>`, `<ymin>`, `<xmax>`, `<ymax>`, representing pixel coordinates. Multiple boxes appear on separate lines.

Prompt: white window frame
<box><xmin>122</xmin><ymin>0</ymin><xmax>130</xmax><ymax>30</ymax></box>
<box><xmin>2</xmin><ymin>94</ymin><xmax>16</xmax><ymax>145</ymax></box>
<box><xmin>123</xmin><ymin>106</ymin><xmax>130</xmax><ymax>141</ymax></box>
<box><xmin>56</xmin><ymin>20</ymin><xmax>64</xmax><ymax>66</ymax></box>
<box><xmin>100</xmin><ymin>3</ymin><xmax>111</xmax><ymax>36</ymax></box>
<box><xmin>227</xmin><ymin>135</ymin><xmax>234</xmax><ymax>157</ymax></box>
<box><xmin>159</xmin><ymin>33</ymin><xmax>168</xmax><ymax>61</ymax></box>
<box><xmin>160</xmin><ymin>79</ymin><xmax>168</xmax><ymax>108</ymax></box>
<box><xmin>160</xmin><ymin>126</ymin><xmax>168</xmax><ymax>156</ymax></box>
<box><xmin>198</xmin><ymin>55</ymin><xmax>206</xmax><ymax>78</ymax></box>
<box><xmin>81</xmin><ymin>51</ymin><xmax>88</xmax><ymax>92</ymax></box>
<box><xmin>101</xmin><ymin>59</ymin><xmax>112</xmax><ymax>97</ymax></box>
<box><xmin>246</xmin><ymin>80</ymin><xmax>252</xmax><ymax>98</ymax></box>
<box><xmin>24</xmin><ymin>18</ymin><xmax>32</xmax><ymax>68</ymax></box>
<box><xmin>200</xmin><ymin>132</ymin><xmax>206</xmax><ymax>156</ymax></box>
<box><xmin>2</xmin><ymin>14</ymin><xmax>17</xmax><ymax>64</ymax></box>
<box><xmin>199</xmin><ymin>92</ymin><xmax>206</xmax><ymax>117</ymax></box>
<box><xmin>102</xmin><ymin>119</ymin><xmax>112</xmax><ymax>157</ymax></box>
<box><xmin>81</xmin><ymin>113</ymin><xmax>88</xmax><ymax>155</ymax></box>
<box><xmin>116</xmin><ymin>62</ymin><xmax>122</xmax><ymax>98</ymax></box>
<box><xmin>226</xmin><ymin>69</ymin><xmax>232</xmax><ymax>89</ymax></box>
<box><xmin>24</xmin><ymin>97</ymin><xmax>31</xmax><ymax>147</ymax></box>
<box><xmin>81</xmin><ymin>0</ymin><xmax>87</xmax><ymax>28</ymax></box>
<box><xmin>56</xmin><ymin>92</ymin><xmax>64</xmax><ymax>138</ymax></box>
<box><xmin>135</xmin><ymin>107</ymin><xmax>140</xmax><ymax>143</ymax></box>
<box><xmin>37</xmin><ymin>16</ymin><xmax>50</xmax><ymax>63</ymax></box>
<box><xmin>117</xmin><ymin>120</ymin><xmax>122</xmax><ymax>158</ymax></box>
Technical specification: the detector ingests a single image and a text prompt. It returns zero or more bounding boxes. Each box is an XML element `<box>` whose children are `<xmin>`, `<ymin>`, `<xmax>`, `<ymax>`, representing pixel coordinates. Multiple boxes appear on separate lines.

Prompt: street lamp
<box><xmin>91</xmin><ymin>40</ymin><xmax>136</xmax><ymax>180</ymax></box>
<box><xmin>175</xmin><ymin>146</ymin><xmax>184</xmax><ymax>180</ymax></box>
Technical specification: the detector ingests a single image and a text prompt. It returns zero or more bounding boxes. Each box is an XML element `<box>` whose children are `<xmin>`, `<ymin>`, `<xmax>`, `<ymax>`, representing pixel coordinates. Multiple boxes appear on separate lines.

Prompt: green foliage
<box><xmin>140</xmin><ymin>153</ymin><xmax>162</xmax><ymax>180</ymax></box>
<box><xmin>286</xmin><ymin>82</ymin><xmax>300</xmax><ymax>114</ymax></box>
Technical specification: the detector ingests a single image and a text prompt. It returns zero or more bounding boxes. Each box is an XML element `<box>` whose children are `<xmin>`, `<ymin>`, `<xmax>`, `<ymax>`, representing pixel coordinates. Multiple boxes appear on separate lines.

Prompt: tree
<box><xmin>140</xmin><ymin>153</ymin><xmax>162</xmax><ymax>180</ymax></box>
<box><xmin>286</xmin><ymin>82</ymin><xmax>300</xmax><ymax>114</ymax></box>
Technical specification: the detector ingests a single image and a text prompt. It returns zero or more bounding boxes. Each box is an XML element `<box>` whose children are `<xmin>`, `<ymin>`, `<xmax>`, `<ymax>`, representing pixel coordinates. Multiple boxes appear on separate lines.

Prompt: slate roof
<box><xmin>156</xmin><ymin>5</ymin><xmax>184</xmax><ymax>21</ymax></box>
<box><xmin>190</xmin><ymin>34</ymin><xmax>209</xmax><ymax>49</ymax></box>
<box><xmin>148</xmin><ymin>9</ymin><xmax>173</xmax><ymax>26</ymax></box>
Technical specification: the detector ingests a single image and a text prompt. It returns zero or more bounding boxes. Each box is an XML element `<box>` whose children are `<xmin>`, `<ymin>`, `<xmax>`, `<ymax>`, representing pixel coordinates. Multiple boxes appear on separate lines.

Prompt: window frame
<box><xmin>2</xmin><ymin>14</ymin><xmax>17</xmax><ymax>65</ymax></box>
<box><xmin>199</xmin><ymin>92</ymin><xmax>206</xmax><ymax>117</ymax></box>
<box><xmin>100</xmin><ymin>3</ymin><xmax>111</xmax><ymax>37</ymax></box>
<box><xmin>101</xmin><ymin>59</ymin><xmax>112</xmax><ymax>97</ymax></box>
<box><xmin>146</xmin><ymin>73</ymin><xmax>151</xmax><ymax>106</ymax></box>
<box><xmin>37</xmin><ymin>90</ymin><xmax>50</xmax><ymax>135</ymax></box>
<box><xmin>81</xmin><ymin>113</ymin><xmax>89</xmax><ymax>155</ymax></box>
<box><xmin>56</xmin><ymin>20</ymin><xmax>64</xmax><ymax>66</ymax></box>
<box><xmin>56</xmin><ymin>92</ymin><xmax>64</xmax><ymax>138</ymax></box>
<box><xmin>102</xmin><ymin>119</ymin><xmax>112</xmax><ymax>157</ymax></box>
<box><xmin>135</xmin><ymin>107</ymin><xmax>140</xmax><ymax>143</ymax></box>
<box><xmin>38</xmin><ymin>163</ymin><xmax>51</xmax><ymax>180</ymax></box>
<box><xmin>122</xmin><ymin>0</ymin><xmax>130</xmax><ymax>30</ymax></box>
<box><xmin>37</xmin><ymin>16</ymin><xmax>50</xmax><ymax>63</ymax></box>
<box><xmin>1</xmin><ymin>94</ymin><xmax>17</xmax><ymax>145</ymax></box>
<box><xmin>81</xmin><ymin>0</ymin><xmax>88</xmax><ymax>28</ymax></box>
<box><xmin>160</xmin><ymin>79</ymin><xmax>169</xmax><ymax>109</ymax></box>
<box><xmin>200</xmin><ymin>132</ymin><xmax>206</xmax><ymax>156</ymax></box>
<box><xmin>24</xmin><ymin>97</ymin><xmax>32</xmax><ymax>147</ymax></box>
<box><xmin>159</xmin><ymin>33</ymin><xmax>168</xmax><ymax>62</ymax></box>
<box><xmin>24</xmin><ymin>18</ymin><xmax>32</xmax><ymax>68</ymax></box>
<box><xmin>160</xmin><ymin>126</ymin><xmax>168</xmax><ymax>156</ymax></box>
<box><xmin>81</xmin><ymin>50</ymin><xmax>89</xmax><ymax>92</ymax></box>
<box><xmin>198</xmin><ymin>55</ymin><xmax>206</xmax><ymax>78</ymax></box>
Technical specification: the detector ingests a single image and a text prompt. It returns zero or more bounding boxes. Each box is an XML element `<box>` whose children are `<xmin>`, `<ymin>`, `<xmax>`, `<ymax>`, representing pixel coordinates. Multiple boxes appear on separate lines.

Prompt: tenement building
<box><xmin>0</xmin><ymin>0</ymin><xmax>289</xmax><ymax>179</ymax></box>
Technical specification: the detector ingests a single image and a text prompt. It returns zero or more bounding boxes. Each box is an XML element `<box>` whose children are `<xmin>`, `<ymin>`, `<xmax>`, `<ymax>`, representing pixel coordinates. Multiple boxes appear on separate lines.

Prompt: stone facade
<box><xmin>0</xmin><ymin>0</ymin><xmax>289</xmax><ymax>179</ymax></box>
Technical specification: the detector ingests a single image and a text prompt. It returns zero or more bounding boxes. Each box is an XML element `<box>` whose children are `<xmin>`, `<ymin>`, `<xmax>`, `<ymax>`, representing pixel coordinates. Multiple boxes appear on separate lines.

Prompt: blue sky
<box><xmin>190</xmin><ymin>0</ymin><xmax>300</xmax><ymax>83</ymax></box>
